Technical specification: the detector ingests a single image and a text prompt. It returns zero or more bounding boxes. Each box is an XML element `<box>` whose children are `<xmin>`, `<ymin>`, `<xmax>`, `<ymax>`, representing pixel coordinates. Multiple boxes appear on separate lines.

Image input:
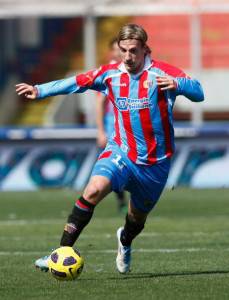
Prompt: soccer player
<box><xmin>96</xmin><ymin>38</ymin><xmax>127</xmax><ymax>212</ymax></box>
<box><xmin>16</xmin><ymin>24</ymin><xmax>204</xmax><ymax>274</ymax></box>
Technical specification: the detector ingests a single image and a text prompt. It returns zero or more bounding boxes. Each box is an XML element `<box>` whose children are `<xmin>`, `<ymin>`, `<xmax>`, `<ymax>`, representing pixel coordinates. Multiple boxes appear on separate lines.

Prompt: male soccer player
<box><xmin>16</xmin><ymin>24</ymin><xmax>204</xmax><ymax>274</ymax></box>
<box><xmin>96</xmin><ymin>38</ymin><xmax>127</xmax><ymax>212</ymax></box>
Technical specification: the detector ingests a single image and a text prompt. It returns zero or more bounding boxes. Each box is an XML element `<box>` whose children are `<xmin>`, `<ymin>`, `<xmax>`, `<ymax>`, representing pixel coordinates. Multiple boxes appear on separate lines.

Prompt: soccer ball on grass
<box><xmin>48</xmin><ymin>246</ymin><xmax>84</xmax><ymax>281</ymax></box>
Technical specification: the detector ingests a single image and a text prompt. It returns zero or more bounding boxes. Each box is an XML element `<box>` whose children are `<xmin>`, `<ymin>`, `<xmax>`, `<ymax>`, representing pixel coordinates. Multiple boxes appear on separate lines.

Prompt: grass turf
<box><xmin>0</xmin><ymin>188</ymin><xmax>229</xmax><ymax>300</ymax></box>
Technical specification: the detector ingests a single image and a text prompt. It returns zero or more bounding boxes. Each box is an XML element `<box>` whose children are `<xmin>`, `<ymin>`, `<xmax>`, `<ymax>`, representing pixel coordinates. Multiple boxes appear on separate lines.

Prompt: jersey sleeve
<box><xmin>154</xmin><ymin>60</ymin><xmax>204</xmax><ymax>102</ymax></box>
<box><xmin>35</xmin><ymin>66</ymin><xmax>108</xmax><ymax>99</ymax></box>
<box><xmin>175</xmin><ymin>77</ymin><xmax>204</xmax><ymax>102</ymax></box>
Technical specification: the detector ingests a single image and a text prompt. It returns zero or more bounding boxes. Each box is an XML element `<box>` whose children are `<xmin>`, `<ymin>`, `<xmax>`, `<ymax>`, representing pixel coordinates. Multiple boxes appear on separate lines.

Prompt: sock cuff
<box><xmin>75</xmin><ymin>196</ymin><xmax>95</xmax><ymax>212</ymax></box>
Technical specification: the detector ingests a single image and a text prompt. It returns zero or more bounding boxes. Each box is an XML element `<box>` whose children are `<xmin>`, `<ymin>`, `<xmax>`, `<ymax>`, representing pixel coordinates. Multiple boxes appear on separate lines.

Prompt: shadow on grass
<box><xmin>118</xmin><ymin>270</ymin><xmax>229</xmax><ymax>279</ymax></box>
<box><xmin>80</xmin><ymin>270</ymin><xmax>229</xmax><ymax>281</ymax></box>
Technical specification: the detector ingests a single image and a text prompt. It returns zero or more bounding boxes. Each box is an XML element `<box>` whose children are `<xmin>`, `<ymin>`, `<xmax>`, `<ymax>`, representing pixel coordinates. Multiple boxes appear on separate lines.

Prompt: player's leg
<box><xmin>116</xmin><ymin>158</ymin><xmax>171</xmax><ymax>273</ymax></box>
<box><xmin>35</xmin><ymin>144</ymin><xmax>129</xmax><ymax>272</ymax></box>
<box><xmin>116</xmin><ymin>201</ymin><xmax>148</xmax><ymax>274</ymax></box>
<box><xmin>120</xmin><ymin>201</ymin><xmax>147</xmax><ymax>245</ymax></box>
<box><xmin>60</xmin><ymin>175</ymin><xmax>111</xmax><ymax>246</ymax></box>
<box><xmin>35</xmin><ymin>175</ymin><xmax>111</xmax><ymax>271</ymax></box>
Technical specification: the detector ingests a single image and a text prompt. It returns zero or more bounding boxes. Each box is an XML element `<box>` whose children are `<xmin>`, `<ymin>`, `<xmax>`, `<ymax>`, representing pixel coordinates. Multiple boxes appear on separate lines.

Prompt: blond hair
<box><xmin>117</xmin><ymin>24</ymin><xmax>151</xmax><ymax>54</ymax></box>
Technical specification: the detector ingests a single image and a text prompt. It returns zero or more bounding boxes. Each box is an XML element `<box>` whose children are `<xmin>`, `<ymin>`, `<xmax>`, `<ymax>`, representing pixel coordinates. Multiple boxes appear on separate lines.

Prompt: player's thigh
<box><xmin>128</xmin><ymin>159</ymin><xmax>170</xmax><ymax>213</ymax></box>
<box><xmin>129</xmin><ymin>180</ymin><xmax>165</xmax><ymax>213</ymax></box>
<box><xmin>91</xmin><ymin>148</ymin><xmax>130</xmax><ymax>193</ymax></box>
<box><xmin>83</xmin><ymin>175</ymin><xmax>112</xmax><ymax>205</ymax></box>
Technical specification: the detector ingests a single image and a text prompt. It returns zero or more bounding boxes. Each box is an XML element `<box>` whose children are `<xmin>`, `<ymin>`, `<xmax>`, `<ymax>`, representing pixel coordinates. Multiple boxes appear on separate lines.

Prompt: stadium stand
<box><xmin>132</xmin><ymin>13</ymin><xmax>229</xmax><ymax>122</ymax></box>
<box><xmin>131</xmin><ymin>15</ymin><xmax>190</xmax><ymax>69</ymax></box>
<box><xmin>15</xmin><ymin>18</ymin><xmax>83</xmax><ymax>125</ymax></box>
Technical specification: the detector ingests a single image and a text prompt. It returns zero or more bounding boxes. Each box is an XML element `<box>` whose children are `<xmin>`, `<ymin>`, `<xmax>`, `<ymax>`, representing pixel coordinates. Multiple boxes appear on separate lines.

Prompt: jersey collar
<box><xmin>118</xmin><ymin>55</ymin><xmax>152</xmax><ymax>76</ymax></box>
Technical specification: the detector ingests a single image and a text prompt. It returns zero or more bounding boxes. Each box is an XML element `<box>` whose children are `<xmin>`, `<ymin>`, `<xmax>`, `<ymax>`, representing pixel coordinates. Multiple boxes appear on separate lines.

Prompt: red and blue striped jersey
<box><xmin>36</xmin><ymin>56</ymin><xmax>204</xmax><ymax>165</ymax></box>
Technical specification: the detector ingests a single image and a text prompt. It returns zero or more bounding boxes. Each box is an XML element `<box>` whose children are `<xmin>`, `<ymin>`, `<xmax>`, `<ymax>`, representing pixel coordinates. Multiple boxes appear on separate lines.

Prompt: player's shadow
<box><xmin>80</xmin><ymin>269</ymin><xmax>229</xmax><ymax>281</ymax></box>
<box><xmin>109</xmin><ymin>269</ymin><xmax>229</xmax><ymax>280</ymax></box>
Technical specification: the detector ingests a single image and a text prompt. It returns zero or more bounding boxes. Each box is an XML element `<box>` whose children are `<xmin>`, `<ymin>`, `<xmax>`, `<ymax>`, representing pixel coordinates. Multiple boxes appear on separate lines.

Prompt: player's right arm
<box><xmin>15</xmin><ymin>68</ymin><xmax>107</xmax><ymax>100</ymax></box>
<box><xmin>15</xmin><ymin>83</ymin><xmax>38</xmax><ymax>99</ymax></box>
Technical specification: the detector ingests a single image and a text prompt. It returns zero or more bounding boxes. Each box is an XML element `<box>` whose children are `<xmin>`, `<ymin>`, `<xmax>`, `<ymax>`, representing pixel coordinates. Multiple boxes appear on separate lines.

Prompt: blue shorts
<box><xmin>91</xmin><ymin>143</ymin><xmax>170</xmax><ymax>213</ymax></box>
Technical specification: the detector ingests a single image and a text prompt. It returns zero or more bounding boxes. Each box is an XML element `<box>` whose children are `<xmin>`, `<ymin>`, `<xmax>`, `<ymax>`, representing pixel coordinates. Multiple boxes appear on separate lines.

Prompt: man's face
<box><xmin>119</xmin><ymin>39</ymin><xmax>147</xmax><ymax>74</ymax></box>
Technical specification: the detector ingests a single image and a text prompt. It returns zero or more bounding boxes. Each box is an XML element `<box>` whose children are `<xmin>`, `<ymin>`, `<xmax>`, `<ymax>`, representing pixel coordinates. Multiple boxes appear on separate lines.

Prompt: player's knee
<box><xmin>83</xmin><ymin>176</ymin><xmax>111</xmax><ymax>204</ymax></box>
<box><xmin>83</xmin><ymin>185</ymin><xmax>99</xmax><ymax>202</ymax></box>
<box><xmin>83</xmin><ymin>181</ymin><xmax>104</xmax><ymax>203</ymax></box>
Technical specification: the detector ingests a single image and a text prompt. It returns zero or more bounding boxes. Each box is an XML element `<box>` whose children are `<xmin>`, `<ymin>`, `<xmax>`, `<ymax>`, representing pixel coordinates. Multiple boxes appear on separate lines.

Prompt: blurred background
<box><xmin>0</xmin><ymin>0</ymin><xmax>229</xmax><ymax>191</ymax></box>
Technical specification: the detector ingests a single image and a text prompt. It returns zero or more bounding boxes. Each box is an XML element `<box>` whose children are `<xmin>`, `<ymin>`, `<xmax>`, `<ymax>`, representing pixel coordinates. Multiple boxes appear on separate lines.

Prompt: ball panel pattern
<box><xmin>63</xmin><ymin>256</ymin><xmax>77</xmax><ymax>266</ymax></box>
<box><xmin>50</xmin><ymin>252</ymin><xmax>58</xmax><ymax>263</ymax></box>
<box><xmin>50</xmin><ymin>268</ymin><xmax>67</xmax><ymax>278</ymax></box>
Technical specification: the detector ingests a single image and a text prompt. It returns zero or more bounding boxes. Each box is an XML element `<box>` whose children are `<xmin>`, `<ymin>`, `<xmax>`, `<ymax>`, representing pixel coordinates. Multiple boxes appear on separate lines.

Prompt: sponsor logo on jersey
<box><xmin>111</xmin><ymin>83</ymin><xmax>127</xmax><ymax>87</ymax></box>
<box><xmin>116</xmin><ymin>97</ymin><xmax>150</xmax><ymax>111</ymax></box>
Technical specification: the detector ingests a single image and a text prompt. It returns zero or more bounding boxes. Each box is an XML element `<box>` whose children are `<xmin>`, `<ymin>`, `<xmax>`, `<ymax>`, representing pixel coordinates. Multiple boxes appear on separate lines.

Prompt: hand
<box><xmin>156</xmin><ymin>76</ymin><xmax>177</xmax><ymax>91</ymax></box>
<box><xmin>97</xmin><ymin>131</ymin><xmax>107</xmax><ymax>148</ymax></box>
<box><xmin>15</xmin><ymin>83</ymin><xmax>38</xmax><ymax>99</ymax></box>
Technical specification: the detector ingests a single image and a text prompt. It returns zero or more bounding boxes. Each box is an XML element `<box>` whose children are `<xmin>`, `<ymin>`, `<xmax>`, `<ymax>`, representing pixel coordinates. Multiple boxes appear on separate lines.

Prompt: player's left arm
<box><xmin>156</xmin><ymin>75</ymin><xmax>204</xmax><ymax>102</ymax></box>
<box><xmin>155</xmin><ymin>61</ymin><xmax>204</xmax><ymax>102</ymax></box>
<box><xmin>174</xmin><ymin>77</ymin><xmax>204</xmax><ymax>102</ymax></box>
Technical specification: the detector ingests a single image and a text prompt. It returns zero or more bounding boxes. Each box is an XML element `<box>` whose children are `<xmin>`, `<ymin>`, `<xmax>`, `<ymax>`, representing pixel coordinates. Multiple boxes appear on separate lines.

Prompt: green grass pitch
<box><xmin>0</xmin><ymin>188</ymin><xmax>229</xmax><ymax>300</ymax></box>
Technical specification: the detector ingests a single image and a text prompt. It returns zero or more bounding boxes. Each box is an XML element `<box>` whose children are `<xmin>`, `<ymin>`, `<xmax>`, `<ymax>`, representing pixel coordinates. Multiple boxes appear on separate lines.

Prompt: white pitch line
<box><xmin>0</xmin><ymin>218</ymin><xmax>125</xmax><ymax>225</ymax></box>
<box><xmin>0</xmin><ymin>219</ymin><xmax>64</xmax><ymax>225</ymax></box>
<box><xmin>85</xmin><ymin>248</ymin><xmax>229</xmax><ymax>254</ymax></box>
<box><xmin>0</xmin><ymin>251</ymin><xmax>47</xmax><ymax>256</ymax></box>
<box><xmin>0</xmin><ymin>231</ymin><xmax>228</xmax><ymax>241</ymax></box>
<box><xmin>1</xmin><ymin>216</ymin><xmax>225</xmax><ymax>226</ymax></box>
<box><xmin>0</xmin><ymin>248</ymin><xmax>229</xmax><ymax>256</ymax></box>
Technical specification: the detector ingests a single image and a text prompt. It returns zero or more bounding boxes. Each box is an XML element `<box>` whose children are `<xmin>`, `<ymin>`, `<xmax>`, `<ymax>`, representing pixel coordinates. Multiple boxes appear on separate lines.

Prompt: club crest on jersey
<box><xmin>116</xmin><ymin>97</ymin><xmax>150</xmax><ymax>111</ymax></box>
<box><xmin>143</xmin><ymin>80</ymin><xmax>153</xmax><ymax>88</ymax></box>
